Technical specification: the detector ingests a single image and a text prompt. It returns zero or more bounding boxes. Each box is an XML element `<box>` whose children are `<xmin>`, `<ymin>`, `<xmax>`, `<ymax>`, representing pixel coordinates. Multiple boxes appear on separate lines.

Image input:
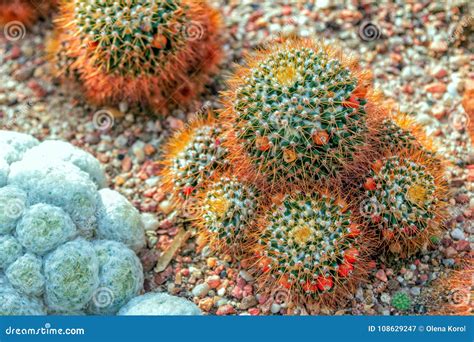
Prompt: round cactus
<box><xmin>161</xmin><ymin>114</ymin><xmax>229</xmax><ymax>201</ymax></box>
<box><xmin>96</xmin><ymin>189</ymin><xmax>145</xmax><ymax>253</ymax></box>
<box><xmin>0</xmin><ymin>276</ymin><xmax>46</xmax><ymax>315</ymax></box>
<box><xmin>6</xmin><ymin>254</ymin><xmax>45</xmax><ymax>297</ymax></box>
<box><xmin>51</xmin><ymin>0</ymin><xmax>222</xmax><ymax>114</ymax></box>
<box><xmin>194</xmin><ymin>175</ymin><xmax>259</xmax><ymax>256</ymax></box>
<box><xmin>16</xmin><ymin>203</ymin><xmax>77</xmax><ymax>256</ymax></box>
<box><xmin>87</xmin><ymin>240</ymin><xmax>143</xmax><ymax>315</ymax></box>
<box><xmin>118</xmin><ymin>292</ymin><xmax>201</xmax><ymax>316</ymax></box>
<box><xmin>368</xmin><ymin>110</ymin><xmax>438</xmax><ymax>156</ymax></box>
<box><xmin>0</xmin><ymin>130</ymin><xmax>145</xmax><ymax>316</ymax></box>
<box><xmin>222</xmin><ymin>37</ymin><xmax>372</xmax><ymax>188</ymax></box>
<box><xmin>251</xmin><ymin>189</ymin><xmax>367</xmax><ymax>305</ymax></box>
<box><xmin>0</xmin><ymin>0</ymin><xmax>56</xmax><ymax>27</ymax></box>
<box><xmin>391</xmin><ymin>292</ymin><xmax>411</xmax><ymax>311</ymax></box>
<box><xmin>361</xmin><ymin>150</ymin><xmax>447</xmax><ymax>253</ymax></box>
<box><xmin>44</xmin><ymin>239</ymin><xmax>100</xmax><ymax>312</ymax></box>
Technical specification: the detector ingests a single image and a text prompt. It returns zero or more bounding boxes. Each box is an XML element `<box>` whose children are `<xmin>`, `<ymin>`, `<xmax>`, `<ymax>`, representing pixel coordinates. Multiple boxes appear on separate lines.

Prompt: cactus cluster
<box><xmin>222</xmin><ymin>38</ymin><xmax>371</xmax><ymax>187</ymax></box>
<box><xmin>362</xmin><ymin>151</ymin><xmax>446</xmax><ymax>253</ymax></box>
<box><xmin>160</xmin><ymin>115</ymin><xmax>229</xmax><ymax>201</ymax></box>
<box><xmin>0</xmin><ymin>0</ymin><xmax>56</xmax><ymax>27</ymax></box>
<box><xmin>252</xmin><ymin>190</ymin><xmax>366</xmax><ymax>304</ymax></box>
<box><xmin>391</xmin><ymin>292</ymin><xmax>412</xmax><ymax>311</ymax></box>
<box><xmin>157</xmin><ymin>37</ymin><xmax>448</xmax><ymax>308</ymax></box>
<box><xmin>194</xmin><ymin>175</ymin><xmax>259</xmax><ymax>255</ymax></box>
<box><xmin>0</xmin><ymin>131</ymin><xmax>145</xmax><ymax>315</ymax></box>
<box><xmin>49</xmin><ymin>0</ymin><xmax>222</xmax><ymax>114</ymax></box>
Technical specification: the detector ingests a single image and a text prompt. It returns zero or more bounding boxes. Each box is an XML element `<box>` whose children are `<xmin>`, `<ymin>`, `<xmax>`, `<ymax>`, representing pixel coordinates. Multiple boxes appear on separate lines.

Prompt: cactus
<box><xmin>369</xmin><ymin>111</ymin><xmax>436</xmax><ymax>155</ymax></box>
<box><xmin>221</xmin><ymin>37</ymin><xmax>373</xmax><ymax>188</ymax></box>
<box><xmin>361</xmin><ymin>150</ymin><xmax>447</xmax><ymax>254</ymax></box>
<box><xmin>52</xmin><ymin>0</ymin><xmax>222</xmax><ymax>114</ymax></box>
<box><xmin>118</xmin><ymin>292</ymin><xmax>201</xmax><ymax>316</ymax></box>
<box><xmin>251</xmin><ymin>188</ymin><xmax>368</xmax><ymax>306</ymax></box>
<box><xmin>0</xmin><ymin>131</ymin><xmax>145</xmax><ymax>315</ymax></box>
<box><xmin>0</xmin><ymin>0</ymin><xmax>56</xmax><ymax>27</ymax></box>
<box><xmin>160</xmin><ymin>114</ymin><xmax>229</xmax><ymax>201</ymax></box>
<box><xmin>391</xmin><ymin>292</ymin><xmax>411</xmax><ymax>311</ymax></box>
<box><xmin>194</xmin><ymin>175</ymin><xmax>259</xmax><ymax>256</ymax></box>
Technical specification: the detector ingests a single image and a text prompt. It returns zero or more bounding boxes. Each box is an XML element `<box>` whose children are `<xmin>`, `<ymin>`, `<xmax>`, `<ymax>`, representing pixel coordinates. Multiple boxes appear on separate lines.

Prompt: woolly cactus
<box><xmin>96</xmin><ymin>189</ymin><xmax>145</xmax><ymax>253</ymax></box>
<box><xmin>222</xmin><ymin>37</ymin><xmax>372</xmax><ymax>187</ymax></box>
<box><xmin>0</xmin><ymin>130</ymin><xmax>145</xmax><ymax>315</ymax></box>
<box><xmin>5</xmin><ymin>254</ymin><xmax>45</xmax><ymax>297</ymax></box>
<box><xmin>51</xmin><ymin>0</ymin><xmax>222</xmax><ymax>113</ymax></box>
<box><xmin>194</xmin><ymin>175</ymin><xmax>259</xmax><ymax>255</ymax></box>
<box><xmin>0</xmin><ymin>276</ymin><xmax>46</xmax><ymax>315</ymax></box>
<box><xmin>118</xmin><ymin>292</ymin><xmax>201</xmax><ymax>316</ymax></box>
<box><xmin>88</xmin><ymin>240</ymin><xmax>144</xmax><ymax>315</ymax></box>
<box><xmin>391</xmin><ymin>292</ymin><xmax>411</xmax><ymax>311</ymax></box>
<box><xmin>252</xmin><ymin>189</ymin><xmax>367</xmax><ymax>305</ymax></box>
<box><xmin>0</xmin><ymin>0</ymin><xmax>56</xmax><ymax>27</ymax></box>
<box><xmin>361</xmin><ymin>150</ymin><xmax>447</xmax><ymax>253</ymax></box>
<box><xmin>161</xmin><ymin>115</ymin><xmax>229</xmax><ymax>200</ymax></box>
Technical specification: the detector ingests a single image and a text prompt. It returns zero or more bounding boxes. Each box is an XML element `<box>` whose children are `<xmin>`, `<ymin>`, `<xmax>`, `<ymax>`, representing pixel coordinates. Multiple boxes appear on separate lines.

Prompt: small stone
<box><xmin>380</xmin><ymin>292</ymin><xmax>391</xmax><ymax>304</ymax></box>
<box><xmin>248</xmin><ymin>308</ymin><xmax>260</xmax><ymax>316</ymax></box>
<box><xmin>425</xmin><ymin>82</ymin><xmax>446</xmax><ymax>94</ymax></box>
<box><xmin>455</xmin><ymin>240</ymin><xmax>470</xmax><ymax>252</ymax></box>
<box><xmin>240</xmin><ymin>295</ymin><xmax>258</xmax><ymax>310</ymax></box>
<box><xmin>238</xmin><ymin>270</ymin><xmax>254</xmax><ymax>282</ymax></box>
<box><xmin>192</xmin><ymin>283</ymin><xmax>210</xmax><ymax>298</ymax></box>
<box><xmin>270</xmin><ymin>303</ymin><xmax>281</xmax><ymax>314</ymax></box>
<box><xmin>141</xmin><ymin>213</ymin><xmax>159</xmax><ymax>231</ymax></box>
<box><xmin>410</xmin><ymin>287</ymin><xmax>421</xmax><ymax>296</ymax></box>
<box><xmin>375</xmin><ymin>269</ymin><xmax>388</xmax><ymax>282</ymax></box>
<box><xmin>206</xmin><ymin>257</ymin><xmax>217</xmax><ymax>268</ymax></box>
<box><xmin>450</xmin><ymin>228</ymin><xmax>465</xmax><ymax>241</ymax></box>
<box><xmin>159</xmin><ymin>200</ymin><xmax>173</xmax><ymax>214</ymax></box>
<box><xmin>216</xmin><ymin>304</ymin><xmax>235</xmax><ymax>316</ymax></box>
<box><xmin>207</xmin><ymin>275</ymin><xmax>221</xmax><ymax>289</ymax></box>
<box><xmin>198</xmin><ymin>298</ymin><xmax>213</xmax><ymax>312</ymax></box>
<box><xmin>430</xmin><ymin>41</ymin><xmax>448</xmax><ymax>53</ymax></box>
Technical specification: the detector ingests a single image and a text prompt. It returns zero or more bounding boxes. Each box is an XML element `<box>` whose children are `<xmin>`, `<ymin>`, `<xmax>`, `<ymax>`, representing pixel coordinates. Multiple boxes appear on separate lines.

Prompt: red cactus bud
<box><xmin>344</xmin><ymin>248</ymin><xmax>359</xmax><ymax>264</ymax></box>
<box><xmin>347</xmin><ymin>223</ymin><xmax>361</xmax><ymax>238</ymax></box>
<box><xmin>382</xmin><ymin>229</ymin><xmax>395</xmax><ymax>240</ymax></box>
<box><xmin>316</xmin><ymin>275</ymin><xmax>334</xmax><ymax>291</ymax></box>
<box><xmin>338</xmin><ymin>262</ymin><xmax>354</xmax><ymax>277</ymax></box>
<box><xmin>364</xmin><ymin>178</ymin><xmax>377</xmax><ymax>191</ymax></box>
<box><xmin>342</xmin><ymin>95</ymin><xmax>360</xmax><ymax>108</ymax></box>
<box><xmin>183</xmin><ymin>186</ymin><xmax>195</xmax><ymax>196</ymax></box>
<box><xmin>371</xmin><ymin>160</ymin><xmax>383</xmax><ymax>173</ymax></box>
<box><xmin>303</xmin><ymin>280</ymin><xmax>318</xmax><ymax>293</ymax></box>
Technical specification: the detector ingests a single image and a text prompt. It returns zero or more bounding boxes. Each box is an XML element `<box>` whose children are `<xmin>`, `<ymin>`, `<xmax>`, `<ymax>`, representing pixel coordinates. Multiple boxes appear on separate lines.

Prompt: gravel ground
<box><xmin>0</xmin><ymin>0</ymin><xmax>472</xmax><ymax>315</ymax></box>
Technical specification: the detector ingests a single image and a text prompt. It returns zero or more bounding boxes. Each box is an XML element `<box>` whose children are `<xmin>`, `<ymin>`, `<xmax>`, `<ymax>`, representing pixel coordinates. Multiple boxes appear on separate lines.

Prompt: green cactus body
<box><xmin>364</xmin><ymin>157</ymin><xmax>438</xmax><ymax>236</ymax></box>
<box><xmin>391</xmin><ymin>292</ymin><xmax>411</xmax><ymax>311</ymax></box>
<box><xmin>230</xmin><ymin>45</ymin><xmax>368</xmax><ymax>184</ymax></box>
<box><xmin>73</xmin><ymin>0</ymin><xmax>188</xmax><ymax>76</ymax></box>
<box><xmin>256</xmin><ymin>190</ymin><xmax>362</xmax><ymax>299</ymax></box>
<box><xmin>198</xmin><ymin>177</ymin><xmax>258</xmax><ymax>251</ymax></box>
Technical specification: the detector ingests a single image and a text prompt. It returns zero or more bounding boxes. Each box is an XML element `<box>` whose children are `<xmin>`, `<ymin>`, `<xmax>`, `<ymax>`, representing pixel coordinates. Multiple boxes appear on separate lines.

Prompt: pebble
<box><xmin>216</xmin><ymin>304</ymin><xmax>236</xmax><ymax>316</ymax></box>
<box><xmin>375</xmin><ymin>269</ymin><xmax>388</xmax><ymax>282</ymax></box>
<box><xmin>270</xmin><ymin>303</ymin><xmax>281</xmax><ymax>314</ymax></box>
<box><xmin>141</xmin><ymin>213</ymin><xmax>160</xmax><ymax>231</ymax></box>
<box><xmin>450</xmin><ymin>228</ymin><xmax>465</xmax><ymax>240</ymax></box>
<box><xmin>192</xmin><ymin>283</ymin><xmax>210</xmax><ymax>298</ymax></box>
<box><xmin>240</xmin><ymin>296</ymin><xmax>258</xmax><ymax>310</ymax></box>
<box><xmin>410</xmin><ymin>287</ymin><xmax>421</xmax><ymax>296</ymax></box>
